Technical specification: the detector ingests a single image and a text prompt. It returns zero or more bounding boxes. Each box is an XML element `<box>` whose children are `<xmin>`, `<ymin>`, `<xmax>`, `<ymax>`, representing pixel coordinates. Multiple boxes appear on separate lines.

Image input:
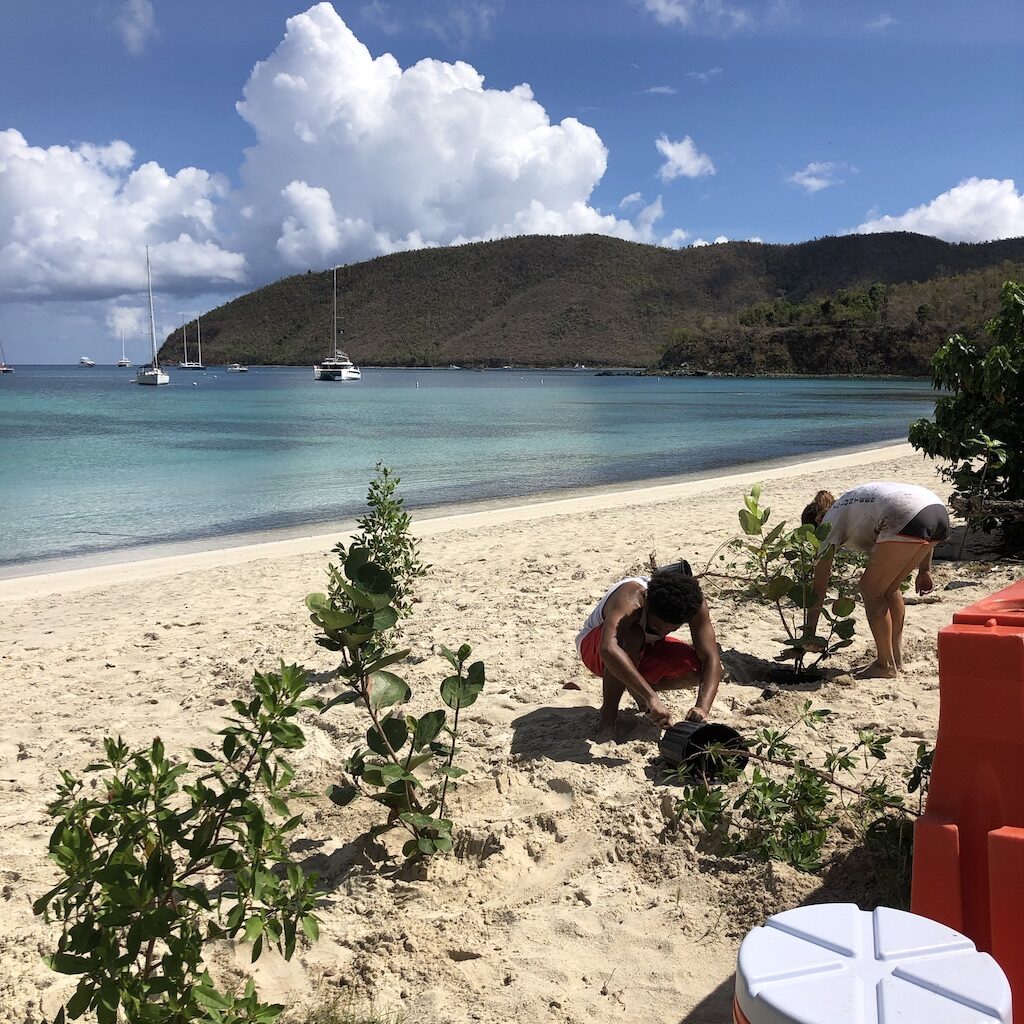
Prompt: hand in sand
<box><xmin>916</xmin><ymin>569</ymin><xmax>934</xmax><ymax>595</ymax></box>
<box><xmin>684</xmin><ymin>706</ymin><xmax>708</xmax><ymax>723</ymax></box>
<box><xmin>646</xmin><ymin>697</ymin><xmax>674</xmax><ymax>729</ymax></box>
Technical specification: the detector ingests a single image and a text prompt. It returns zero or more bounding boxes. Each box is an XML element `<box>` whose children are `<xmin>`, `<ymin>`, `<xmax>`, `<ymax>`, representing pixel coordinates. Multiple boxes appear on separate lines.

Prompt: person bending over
<box><xmin>575</xmin><ymin>565</ymin><xmax>722</xmax><ymax>732</ymax></box>
<box><xmin>802</xmin><ymin>481</ymin><xmax>949</xmax><ymax>680</ymax></box>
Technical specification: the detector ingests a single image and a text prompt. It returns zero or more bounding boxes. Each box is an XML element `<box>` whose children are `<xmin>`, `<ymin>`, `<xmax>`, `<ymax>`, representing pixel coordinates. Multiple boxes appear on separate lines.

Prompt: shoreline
<box><xmin>0</xmin><ymin>439</ymin><xmax>914</xmax><ymax>598</ymax></box>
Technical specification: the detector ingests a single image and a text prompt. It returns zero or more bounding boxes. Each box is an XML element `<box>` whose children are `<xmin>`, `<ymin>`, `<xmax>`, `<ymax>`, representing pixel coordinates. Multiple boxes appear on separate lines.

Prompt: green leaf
<box><xmin>766</xmin><ymin>576</ymin><xmax>794</xmax><ymax>600</ymax></box>
<box><xmin>328</xmin><ymin>784</ymin><xmax>360</xmax><ymax>807</ymax></box>
<box><xmin>334</xmin><ymin>577</ymin><xmax>378</xmax><ymax>611</ymax></box>
<box><xmin>440</xmin><ymin>674</ymin><xmax>484</xmax><ymax>710</ymax></box>
<box><xmin>192</xmin><ymin>747</ymin><xmax>216</xmax><ymax>763</ymax></box>
<box><xmin>368</xmin><ymin>671</ymin><xmax>410</xmax><ymax>711</ymax></box>
<box><xmin>413</xmin><ymin>709</ymin><xmax>446</xmax><ymax>750</ymax></box>
<box><xmin>738</xmin><ymin>508</ymin><xmax>762</xmax><ymax>536</ymax></box>
<box><xmin>322</xmin><ymin>689</ymin><xmax>361</xmax><ymax>712</ymax></box>
<box><xmin>439</xmin><ymin>765</ymin><xmax>467</xmax><ymax>779</ymax></box>
<box><xmin>45</xmin><ymin>953</ymin><xmax>93</xmax><ymax>975</ymax></box>
<box><xmin>372</xmin><ymin>606</ymin><xmax>399</xmax><ymax>631</ymax></box>
<box><xmin>787</xmin><ymin>582</ymin><xmax>816</xmax><ymax>609</ymax></box>
<box><xmin>832</xmin><ymin>597</ymin><xmax>856</xmax><ymax>617</ymax></box>
<box><xmin>363</xmin><ymin>648</ymin><xmax>412</xmax><ymax>674</ymax></box>
<box><xmin>301</xmin><ymin>915</ymin><xmax>320</xmax><ymax>943</ymax></box>
<box><xmin>367</xmin><ymin>717</ymin><xmax>409</xmax><ymax>756</ymax></box>
<box><xmin>244</xmin><ymin>917</ymin><xmax>265</xmax><ymax>942</ymax></box>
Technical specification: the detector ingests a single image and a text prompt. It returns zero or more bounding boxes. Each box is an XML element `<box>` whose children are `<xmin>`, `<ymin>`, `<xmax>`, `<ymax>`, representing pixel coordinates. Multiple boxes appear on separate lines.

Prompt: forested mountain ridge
<box><xmin>159</xmin><ymin>232</ymin><xmax>1024</xmax><ymax>373</ymax></box>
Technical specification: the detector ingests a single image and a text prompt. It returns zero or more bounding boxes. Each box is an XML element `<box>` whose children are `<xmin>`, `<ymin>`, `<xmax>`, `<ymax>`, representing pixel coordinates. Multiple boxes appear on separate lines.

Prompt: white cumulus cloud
<box><xmin>853</xmin><ymin>178</ymin><xmax>1024</xmax><ymax>243</ymax></box>
<box><xmin>114</xmin><ymin>0</ymin><xmax>157</xmax><ymax>55</ymax></box>
<box><xmin>0</xmin><ymin>129</ymin><xmax>245</xmax><ymax>300</ymax></box>
<box><xmin>231</xmin><ymin>2</ymin><xmax>656</xmax><ymax>274</ymax></box>
<box><xmin>787</xmin><ymin>161</ymin><xmax>847</xmax><ymax>193</ymax></box>
<box><xmin>656</xmin><ymin>134</ymin><xmax>716</xmax><ymax>181</ymax></box>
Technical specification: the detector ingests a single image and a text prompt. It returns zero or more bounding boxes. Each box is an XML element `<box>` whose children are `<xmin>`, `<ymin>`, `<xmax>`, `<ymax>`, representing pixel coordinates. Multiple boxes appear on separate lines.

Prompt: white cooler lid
<box><xmin>735</xmin><ymin>903</ymin><xmax>1011</xmax><ymax>1024</ymax></box>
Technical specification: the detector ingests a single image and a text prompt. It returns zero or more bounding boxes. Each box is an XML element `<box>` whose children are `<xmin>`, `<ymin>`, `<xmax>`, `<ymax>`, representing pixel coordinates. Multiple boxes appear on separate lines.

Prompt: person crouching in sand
<box><xmin>803</xmin><ymin>482</ymin><xmax>950</xmax><ymax>679</ymax></box>
<box><xmin>575</xmin><ymin>564</ymin><xmax>722</xmax><ymax>734</ymax></box>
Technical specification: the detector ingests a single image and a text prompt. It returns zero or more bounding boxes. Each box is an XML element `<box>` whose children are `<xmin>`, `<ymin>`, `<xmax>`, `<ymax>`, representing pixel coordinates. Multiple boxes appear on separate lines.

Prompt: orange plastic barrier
<box><xmin>912</xmin><ymin>578</ymin><xmax>1024</xmax><ymax>1011</ymax></box>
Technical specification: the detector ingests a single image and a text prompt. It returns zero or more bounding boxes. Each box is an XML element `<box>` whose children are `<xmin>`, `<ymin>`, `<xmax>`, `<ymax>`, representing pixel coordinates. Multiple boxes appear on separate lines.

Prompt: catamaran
<box><xmin>116</xmin><ymin>329</ymin><xmax>131</xmax><ymax>367</ymax></box>
<box><xmin>180</xmin><ymin>313</ymin><xmax>204</xmax><ymax>369</ymax></box>
<box><xmin>136</xmin><ymin>247</ymin><xmax>169</xmax><ymax>386</ymax></box>
<box><xmin>313</xmin><ymin>268</ymin><xmax>361</xmax><ymax>381</ymax></box>
<box><xmin>0</xmin><ymin>337</ymin><xmax>13</xmax><ymax>374</ymax></box>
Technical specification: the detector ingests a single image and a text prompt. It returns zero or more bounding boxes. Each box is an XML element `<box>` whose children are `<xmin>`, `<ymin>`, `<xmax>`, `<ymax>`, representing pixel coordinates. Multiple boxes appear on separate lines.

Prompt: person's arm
<box><xmin>599</xmin><ymin>587</ymin><xmax>672</xmax><ymax>726</ymax></box>
<box><xmin>805</xmin><ymin>547</ymin><xmax>836</xmax><ymax>640</ymax></box>
<box><xmin>916</xmin><ymin>546</ymin><xmax>935</xmax><ymax>594</ymax></box>
<box><xmin>685</xmin><ymin>601</ymin><xmax>722</xmax><ymax>722</ymax></box>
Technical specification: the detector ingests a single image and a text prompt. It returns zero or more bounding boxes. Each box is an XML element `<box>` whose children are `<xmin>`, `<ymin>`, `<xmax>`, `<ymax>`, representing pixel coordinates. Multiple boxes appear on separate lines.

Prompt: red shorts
<box><xmin>579</xmin><ymin>626</ymin><xmax>702</xmax><ymax>683</ymax></box>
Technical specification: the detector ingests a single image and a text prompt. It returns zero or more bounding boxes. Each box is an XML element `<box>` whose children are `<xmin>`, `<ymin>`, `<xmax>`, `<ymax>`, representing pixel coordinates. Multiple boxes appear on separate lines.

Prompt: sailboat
<box><xmin>313</xmin><ymin>268</ymin><xmax>361</xmax><ymax>381</ymax></box>
<box><xmin>0</xmin><ymin>337</ymin><xmax>13</xmax><ymax>373</ymax></box>
<box><xmin>180</xmin><ymin>313</ymin><xmax>204</xmax><ymax>369</ymax></box>
<box><xmin>136</xmin><ymin>247</ymin><xmax>170</xmax><ymax>386</ymax></box>
<box><xmin>116</xmin><ymin>330</ymin><xmax>132</xmax><ymax>367</ymax></box>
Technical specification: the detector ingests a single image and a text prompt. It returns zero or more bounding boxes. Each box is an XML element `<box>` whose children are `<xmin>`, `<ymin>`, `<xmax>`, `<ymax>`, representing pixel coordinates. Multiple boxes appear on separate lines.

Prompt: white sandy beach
<box><xmin>1</xmin><ymin>443</ymin><xmax>1014</xmax><ymax>1024</ymax></box>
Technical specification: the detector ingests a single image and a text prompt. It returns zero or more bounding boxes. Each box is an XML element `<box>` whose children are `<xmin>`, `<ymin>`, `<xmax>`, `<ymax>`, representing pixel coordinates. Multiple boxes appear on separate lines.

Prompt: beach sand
<box><xmin>1</xmin><ymin>443</ymin><xmax>1014</xmax><ymax>1024</ymax></box>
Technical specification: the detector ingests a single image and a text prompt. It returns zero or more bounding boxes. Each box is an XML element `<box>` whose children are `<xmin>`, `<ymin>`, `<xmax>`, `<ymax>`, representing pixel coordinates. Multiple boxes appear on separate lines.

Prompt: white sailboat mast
<box><xmin>181</xmin><ymin>313</ymin><xmax>189</xmax><ymax>365</ymax></box>
<box><xmin>121</xmin><ymin>330</ymin><xmax>126</xmax><ymax>361</ymax></box>
<box><xmin>333</xmin><ymin>267</ymin><xmax>339</xmax><ymax>359</ymax></box>
<box><xmin>147</xmin><ymin>247</ymin><xmax>159</xmax><ymax>366</ymax></box>
<box><xmin>196</xmin><ymin>315</ymin><xmax>202</xmax><ymax>366</ymax></box>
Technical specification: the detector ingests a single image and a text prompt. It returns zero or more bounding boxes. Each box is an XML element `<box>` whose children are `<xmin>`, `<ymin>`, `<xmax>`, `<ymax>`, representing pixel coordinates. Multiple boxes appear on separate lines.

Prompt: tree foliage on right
<box><xmin>910</xmin><ymin>280</ymin><xmax>1024</xmax><ymax>542</ymax></box>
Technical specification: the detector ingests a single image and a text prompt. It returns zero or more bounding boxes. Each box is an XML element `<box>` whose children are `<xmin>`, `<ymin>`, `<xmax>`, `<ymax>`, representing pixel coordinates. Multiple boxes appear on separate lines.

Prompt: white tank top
<box><xmin>575</xmin><ymin>576</ymin><xmax>649</xmax><ymax>654</ymax></box>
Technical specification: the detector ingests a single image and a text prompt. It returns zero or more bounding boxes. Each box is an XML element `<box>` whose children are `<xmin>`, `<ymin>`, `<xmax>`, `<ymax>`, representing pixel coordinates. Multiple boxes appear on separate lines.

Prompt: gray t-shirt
<box><xmin>820</xmin><ymin>481</ymin><xmax>943</xmax><ymax>553</ymax></box>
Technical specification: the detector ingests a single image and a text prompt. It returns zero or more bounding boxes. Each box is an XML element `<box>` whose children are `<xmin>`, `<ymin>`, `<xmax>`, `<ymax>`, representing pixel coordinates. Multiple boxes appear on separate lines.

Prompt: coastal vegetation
<box><xmin>909</xmin><ymin>280</ymin><xmax>1024</xmax><ymax>543</ymax></box>
<box><xmin>726</xmin><ymin>485</ymin><xmax>861</xmax><ymax>677</ymax></box>
<box><xmin>35</xmin><ymin>665</ymin><xmax>322</xmax><ymax>1024</ymax></box>
<box><xmin>308</xmin><ymin>469</ymin><xmax>484</xmax><ymax>862</ymax></box>
<box><xmin>160</xmin><ymin>233</ymin><xmax>1024</xmax><ymax>374</ymax></box>
<box><xmin>672</xmin><ymin>700</ymin><xmax>932</xmax><ymax>888</ymax></box>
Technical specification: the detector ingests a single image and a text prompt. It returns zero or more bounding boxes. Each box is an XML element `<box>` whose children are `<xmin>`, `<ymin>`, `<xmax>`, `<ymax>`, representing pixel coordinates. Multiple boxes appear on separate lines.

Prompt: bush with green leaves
<box><xmin>307</xmin><ymin>547</ymin><xmax>483</xmax><ymax>862</ymax></box>
<box><xmin>909</xmin><ymin>280</ymin><xmax>1024</xmax><ymax>538</ymax></box>
<box><xmin>329</xmin><ymin>464</ymin><xmax>428</xmax><ymax>628</ymax></box>
<box><xmin>35</xmin><ymin>664</ymin><xmax>322</xmax><ymax>1024</ymax></box>
<box><xmin>728</xmin><ymin>484</ymin><xmax>862</xmax><ymax>674</ymax></box>
<box><xmin>671</xmin><ymin>701</ymin><xmax>932</xmax><ymax>875</ymax></box>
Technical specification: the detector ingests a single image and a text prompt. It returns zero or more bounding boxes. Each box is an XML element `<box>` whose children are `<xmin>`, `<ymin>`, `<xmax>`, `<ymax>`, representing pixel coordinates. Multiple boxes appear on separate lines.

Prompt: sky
<box><xmin>0</xmin><ymin>0</ymin><xmax>1022</xmax><ymax>364</ymax></box>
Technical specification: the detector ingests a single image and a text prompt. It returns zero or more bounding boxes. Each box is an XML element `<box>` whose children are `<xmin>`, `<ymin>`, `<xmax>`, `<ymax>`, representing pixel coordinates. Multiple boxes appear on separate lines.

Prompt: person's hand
<box><xmin>916</xmin><ymin>569</ymin><xmax>934</xmax><ymax>595</ymax></box>
<box><xmin>645</xmin><ymin>697</ymin><xmax>674</xmax><ymax>729</ymax></box>
<box><xmin>684</xmin><ymin>706</ymin><xmax>709</xmax><ymax>723</ymax></box>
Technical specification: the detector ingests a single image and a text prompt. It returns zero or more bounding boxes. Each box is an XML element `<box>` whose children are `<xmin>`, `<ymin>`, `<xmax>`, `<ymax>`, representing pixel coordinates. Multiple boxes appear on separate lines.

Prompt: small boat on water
<box><xmin>314</xmin><ymin>268</ymin><xmax>361</xmax><ymax>382</ymax></box>
<box><xmin>80</xmin><ymin>356</ymin><xmax>95</xmax><ymax>367</ymax></box>
<box><xmin>0</xmin><ymin>337</ymin><xmax>13</xmax><ymax>374</ymax></box>
<box><xmin>136</xmin><ymin>247</ymin><xmax>169</xmax><ymax>386</ymax></box>
<box><xmin>226</xmin><ymin>363</ymin><xmax>248</xmax><ymax>373</ymax></box>
<box><xmin>116</xmin><ymin>329</ymin><xmax>131</xmax><ymax>367</ymax></box>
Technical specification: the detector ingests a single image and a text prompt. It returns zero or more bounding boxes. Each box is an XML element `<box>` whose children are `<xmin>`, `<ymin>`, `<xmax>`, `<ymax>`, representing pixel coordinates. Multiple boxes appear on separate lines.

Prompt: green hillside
<box><xmin>159</xmin><ymin>232</ymin><xmax>1024</xmax><ymax>373</ymax></box>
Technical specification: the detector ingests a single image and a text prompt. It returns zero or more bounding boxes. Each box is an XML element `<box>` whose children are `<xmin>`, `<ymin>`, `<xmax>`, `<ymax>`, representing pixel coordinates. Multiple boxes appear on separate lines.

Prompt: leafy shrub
<box><xmin>329</xmin><ymin>464</ymin><xmax>428</xmax><ymax>630</ymax></box>
<box><xmin>307</xmin><ymin>548</ymin><xmax>484</xmax><ymax>862</ymax></box>
<box><xmin>910</xmin><ymin>280</ymin><xmax>1024</xmax><ymax>537</ymax></box>
<box><xmin>35</xmin><ymin>664</ymin><xmax>322</xmax><ymax>1024</ymax></box>
<box><xmin>728</xmin><ymin>484</ymin><xmax>862</xmax><ymax>674</ymax></box>
<box><xmin>672</xmin><ymin>701</ymin><xmax>932</xmax><ymax>874</ymax></box>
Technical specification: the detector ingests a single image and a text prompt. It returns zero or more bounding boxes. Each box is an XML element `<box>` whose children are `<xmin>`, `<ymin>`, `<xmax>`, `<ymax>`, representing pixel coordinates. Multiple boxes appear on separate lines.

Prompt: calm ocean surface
<box><xmin>0</xmin><ymin>366</ymin><xmax>936</xmax><ymax>570</ymax></box>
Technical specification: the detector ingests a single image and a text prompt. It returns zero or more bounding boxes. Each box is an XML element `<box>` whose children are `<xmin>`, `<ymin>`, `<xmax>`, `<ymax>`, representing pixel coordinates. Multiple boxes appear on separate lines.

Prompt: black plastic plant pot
<box><xmin>659</xmin><ymin>721</ymin><xmax>749</xmax><ymax>781</ymax></box>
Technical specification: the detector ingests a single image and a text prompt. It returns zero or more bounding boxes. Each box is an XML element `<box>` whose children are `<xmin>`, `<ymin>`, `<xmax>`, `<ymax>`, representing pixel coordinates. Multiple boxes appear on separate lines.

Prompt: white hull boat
<box><xmin>314</xmin><ymin>267</ymin><xmax>361</xmax><ymax>382</ymax></box>
<box><xmin>80</xmin><ymin>356</ymin><xmax>95</xmax><ymax>367</ymax></box>
<box><xmin>136</xmin><ymin>247</ymin><xmax>170</xmax><ymax>386</ymax></box>
<box><xmin>226</xmin><ymin>363</ymin><xmax>248</xmax><ymax>372</ymax></box>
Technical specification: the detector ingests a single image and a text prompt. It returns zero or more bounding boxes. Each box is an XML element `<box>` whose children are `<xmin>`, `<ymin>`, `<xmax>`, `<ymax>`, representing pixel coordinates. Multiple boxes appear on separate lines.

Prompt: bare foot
<box><xmin>595</xmin><ymin>711</ymin><xmax>618</xmax><ymax>741</ymax></box>
<box><xmin>855</xmin><ymin>660</ymin><xmax>899</xmax><ymax>680</ymax></box>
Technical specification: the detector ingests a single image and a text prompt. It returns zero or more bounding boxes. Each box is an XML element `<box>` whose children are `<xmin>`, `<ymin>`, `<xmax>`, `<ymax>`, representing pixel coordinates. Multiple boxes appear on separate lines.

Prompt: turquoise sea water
<box><xmin>0</xmin><ymin>366</ymin><xmax>936</xmax><ymax>569</ymax></box>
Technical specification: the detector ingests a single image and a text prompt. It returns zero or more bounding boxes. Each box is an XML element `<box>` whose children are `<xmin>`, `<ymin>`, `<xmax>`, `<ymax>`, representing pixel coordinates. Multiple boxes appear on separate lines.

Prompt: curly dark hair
<box><xmin>801</xmin><ymin>489</ymin><xmax>836</xmax><ymax>526</ymax></box>
<box><xmin>646</xmin><ymin>568</ymin><xmax>703</xmax><ymax>624</ymax></box>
